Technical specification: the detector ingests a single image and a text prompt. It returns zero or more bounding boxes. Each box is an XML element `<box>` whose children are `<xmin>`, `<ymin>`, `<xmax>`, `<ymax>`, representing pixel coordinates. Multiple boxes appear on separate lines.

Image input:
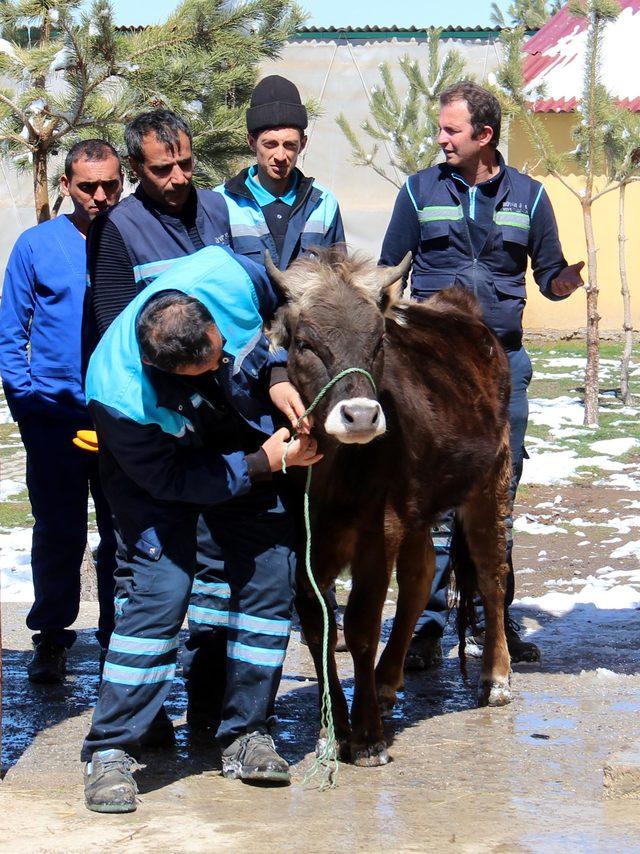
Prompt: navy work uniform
<box><xmin>215</xmin><ymin>165</ymin><xmax>345</xmax><ymax>271</ymax></box>
<box><xmin>81</xmin><ymin>246</ymin><xmax>296</xmax><ymax>758</ymax></box>
<box><xmin>380</xmin><ymin>152</ymin><xmax>569</xmax><ymax>637</ymax></box>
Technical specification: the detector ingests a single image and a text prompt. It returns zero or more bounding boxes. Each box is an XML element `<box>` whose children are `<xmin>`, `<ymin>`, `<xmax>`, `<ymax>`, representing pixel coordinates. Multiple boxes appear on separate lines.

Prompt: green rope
<box><xmin>281</xmin><ymin>367</ymin><xmax>377</xmax><ymax>790</ymax></box>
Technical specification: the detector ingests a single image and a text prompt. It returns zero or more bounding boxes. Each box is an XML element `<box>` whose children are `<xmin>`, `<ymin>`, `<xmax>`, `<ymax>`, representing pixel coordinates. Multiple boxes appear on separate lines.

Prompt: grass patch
<box><xmin>0</xmin><ymin>501</ymin><xmax>32</xmax><ymax>528</ymax></box>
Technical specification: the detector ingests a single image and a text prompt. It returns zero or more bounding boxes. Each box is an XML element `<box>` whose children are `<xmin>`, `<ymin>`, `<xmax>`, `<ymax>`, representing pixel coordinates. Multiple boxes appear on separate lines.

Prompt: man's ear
<box><xmin>60</xmin><ymin>173</ymin><xmax>70</xmax><ymax>198</ymax></box>
<box><xmin>248</xmin><ymin>133</ymin><xmax>257</xmax><ymax>154</ymax></box>
<box><xmin>299</xmin><ymin>134</ymin><xmax>307</xmax><ymax>153</ymax></box>
<box><xmin>477</xmin><ymin>125</ymin><xmax>495</xmax><ymax>150</ymax></box>
<box><xmin>129</xmin><ymin>155</ymin><xmax>142</xmax><ymax>180</ymax></box>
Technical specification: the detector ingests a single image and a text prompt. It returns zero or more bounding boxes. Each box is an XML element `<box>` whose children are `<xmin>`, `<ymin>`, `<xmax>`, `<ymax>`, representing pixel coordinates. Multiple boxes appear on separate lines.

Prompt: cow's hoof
<box><xmin>478</xmin><ymin>679</ymin><xmax>512</xmax><ymax>707</ymax></box>
<box><xmin>376</xmin><ymin>686</ymin><xmax>397</xmax><ymax>718</ymax></box>
<box><xmin>315</xmin><ymin>735</ymin><xmax>350</xmax><ymax>761</ymax></box>
<box><xmin>351</xmin><ymin>741</ymin><xmax>390</xmax><ymax>767</ymax></box>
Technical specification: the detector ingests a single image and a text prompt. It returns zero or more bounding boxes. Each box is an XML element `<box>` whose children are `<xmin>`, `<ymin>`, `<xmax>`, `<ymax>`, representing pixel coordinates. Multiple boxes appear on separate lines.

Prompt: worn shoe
<box><xmin>27</xmin><ymin>638</ymin><xmax>67</xmax><ymax>684</ymax></box>
<box><xmin>464</xmin><ymin>618</ymin><xmax>541</xmax><ymax>664</ymax></box>
<box><xmin>140</xmin><ymin>706</ymin><xmax>176</xmax><ymax>748</ymax></box>
<box><xmin>84</xmin><ymin>749</ymin><xmax>138</xmax><ymax>813</ymax></box>
<box><xmin>221</xmin><ymin>731</ymin><xmax>290</xmax><ymax>784</ymax></box>
<box><xmin>404</xmin><ymin>636</ymin><xmax>443</xmax><ymax>671</ymax></box>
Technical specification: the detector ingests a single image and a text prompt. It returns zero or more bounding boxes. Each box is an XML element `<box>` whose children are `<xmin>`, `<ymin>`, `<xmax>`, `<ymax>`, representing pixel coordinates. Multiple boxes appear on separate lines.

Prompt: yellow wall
<box><xmin>509</xmin><ymin>114</ymin><xmax>640</xmax><ymax>332</ymax></box>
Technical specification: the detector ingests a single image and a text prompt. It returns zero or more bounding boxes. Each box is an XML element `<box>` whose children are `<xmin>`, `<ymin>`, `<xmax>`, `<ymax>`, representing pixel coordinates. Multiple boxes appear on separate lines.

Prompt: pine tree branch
<box><xmin>591</xmin><ymin>180</ymin><xmax>620</xmax><ymax>202</ymax></box>
<box><xmin>0</xmin><ymin>90</ymin><xmax>35</xmax><ymax>135</ymax></box>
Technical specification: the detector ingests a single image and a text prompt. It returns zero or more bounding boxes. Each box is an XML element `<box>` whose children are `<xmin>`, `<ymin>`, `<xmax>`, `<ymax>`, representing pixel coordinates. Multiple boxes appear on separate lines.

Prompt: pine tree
<box><xmin>336</xmin><ymin>30</ymin><xmax>468</xmax><ymax>188</ymax></box>
<box><xmin>603</xmin><ymin>111</ymin><xmax>640</xmax><ymax>405</ymax></box>
<box><xmin>495</xmin><ymin>1</ymin><xmax>621</xmax><ymax>427</ymax></box>
<box><xmin>490</xmin><ymin>0</ymin><xmax>562</xmax><ymax>29</ymax></box>
<box><xmin>0</xmin><ymin>0</ymin><xmax>304</xmax><ymax>222</ymax></box>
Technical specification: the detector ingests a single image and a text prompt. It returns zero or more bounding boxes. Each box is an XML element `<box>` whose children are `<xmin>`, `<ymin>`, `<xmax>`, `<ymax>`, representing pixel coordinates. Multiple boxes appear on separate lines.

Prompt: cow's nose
<box><xmin>340</xmin><ymin>400</ymin><xmax>380</xmax><ymax>430</ymax></box>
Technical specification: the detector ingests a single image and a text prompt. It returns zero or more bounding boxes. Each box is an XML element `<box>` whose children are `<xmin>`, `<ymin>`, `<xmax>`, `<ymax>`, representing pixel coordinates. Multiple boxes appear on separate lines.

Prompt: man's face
<box><xmin>172</xmin><ymin>326</ymin><xmax>223</xmax><ymax>376</ymax></box>
<box><xmin>248</xmin><ymin>127</ymin><xmax>306</xmax><ymax>184</ymax></box>
<box><xmin>437</xmin><ymin>99</ymin><xmax>492</xmax><ymax>169</ymax></box>
<box><xmin>60</xmin><ymin>155</ymin><xmax>123</xmax><ymax>225</ymax></box>
<box><xmin>130</xmin><ymin>130</ymin><xmax>194</xmax><ymax>211</ymax></box>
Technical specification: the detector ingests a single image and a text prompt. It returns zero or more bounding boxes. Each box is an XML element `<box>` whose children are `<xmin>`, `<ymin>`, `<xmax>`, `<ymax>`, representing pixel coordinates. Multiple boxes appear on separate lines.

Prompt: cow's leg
<box><xmin>346</xmin><ymin>528</ymin><xmax>397</xmax><ymax>766</ymax></box>
<box><xmin>375</xmin><ymin>528</ymin><xmax>435</xmax><ymax>715</ymax></box>
<box><xmin>296</xmin><ymin>546</ymin><xmax>351</xmax><ymax>755</ymax></box>
<box><xmin>458</xmin><ymin>444</ymin><xmax>512</xmax><ymax>707</ymax></box>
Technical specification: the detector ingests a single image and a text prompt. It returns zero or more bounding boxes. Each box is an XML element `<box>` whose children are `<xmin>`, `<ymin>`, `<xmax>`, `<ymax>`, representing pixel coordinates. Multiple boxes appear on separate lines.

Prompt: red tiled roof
<box><xmin>523</xmin><ymin>0</ymin><xmax>640</xmax><ymax>112</ymax></box>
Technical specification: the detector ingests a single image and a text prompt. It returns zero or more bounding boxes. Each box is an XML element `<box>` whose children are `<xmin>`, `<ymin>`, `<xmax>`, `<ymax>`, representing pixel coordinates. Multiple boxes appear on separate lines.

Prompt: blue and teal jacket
<box><xmin>379</xmin><ymin>154</ymin><xmax>568</xmax><ymax>350</ymax></box>
<box><xmin>0</xmin><ymin>215</ymin><xmax>90</xmax><ymax>422</ymax></box>
<box><xmin>86</xmin><ymin>245</ymin><xmax>282</xmax><ymax>508</ymax></box>
<box><xmin>215</xmin><ymin>167</ymin><xmax>345</xmax><ymax>270</ymax></box>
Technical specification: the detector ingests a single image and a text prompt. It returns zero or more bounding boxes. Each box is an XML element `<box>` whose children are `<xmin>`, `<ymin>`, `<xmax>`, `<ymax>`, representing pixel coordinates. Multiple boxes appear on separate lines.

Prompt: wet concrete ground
<box><xmin>3</xmin><ymin>481</ymin><xmax>640</xmax><ymax>851</ymax></box>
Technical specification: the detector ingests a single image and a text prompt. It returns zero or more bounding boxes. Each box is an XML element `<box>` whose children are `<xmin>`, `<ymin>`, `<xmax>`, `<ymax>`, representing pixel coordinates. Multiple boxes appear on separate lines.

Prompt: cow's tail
<box><xmin>450</xmin><ymin>516</ymin><xmax>477</xmax><ymax>678</ymax></box>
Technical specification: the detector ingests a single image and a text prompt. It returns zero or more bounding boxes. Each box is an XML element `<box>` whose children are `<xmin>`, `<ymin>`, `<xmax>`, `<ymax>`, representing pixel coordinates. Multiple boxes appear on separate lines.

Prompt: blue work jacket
<box><xmin>215</xmin><ymin>167</ymin><xmax>345</xmax><ymax>270</ymax></box>
<box><xmin>86</xmin><ymin>246</ymin><xmax>284</xmax><ymax>510</ymax></box>
<box><xmin>380</xmin><ymin>156</ymin><xmax>568</xmax><ymax>350</ymax></box>
<box><xmin>0</xmin><ymin>215</ymin><xmax>89</xmax><ymax>421</ymax></box>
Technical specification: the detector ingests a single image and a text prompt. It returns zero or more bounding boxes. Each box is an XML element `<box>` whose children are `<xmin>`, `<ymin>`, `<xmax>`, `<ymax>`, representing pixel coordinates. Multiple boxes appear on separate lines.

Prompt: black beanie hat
<box><xmin>246</xmin><ymin>75</ymin><xmax>308</xmax><ymax>135</ymax></box>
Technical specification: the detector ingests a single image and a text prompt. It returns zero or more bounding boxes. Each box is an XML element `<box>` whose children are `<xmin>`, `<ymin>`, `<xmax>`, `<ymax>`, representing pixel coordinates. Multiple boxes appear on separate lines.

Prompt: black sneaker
<box><xmin>27</xmin><ymin>638</ymin><xmax>67</xmax><ymax>684</ymax></box>
<box><xmin>84</xmin><ymin>749</ymin><xmax>138</xmax><ymax>813</ymax></box>
<box><xmin>140</xmin><ymin>706</ymin><xmax>176</xmax><ymax>748</ymax></box>
<box><xmin>404</xmin><ymin>636</ymin><xmax>443</xmax><ymax>671</ymax></box>
<box><xmin>221</xmin><ymin>731</ymin><xmax>290</xmax><ymax>784</ymax></box>
<box><xmin>464</xmin><ymin>618</ymin><xmax>541</xmax><ymax>664</ymax></box>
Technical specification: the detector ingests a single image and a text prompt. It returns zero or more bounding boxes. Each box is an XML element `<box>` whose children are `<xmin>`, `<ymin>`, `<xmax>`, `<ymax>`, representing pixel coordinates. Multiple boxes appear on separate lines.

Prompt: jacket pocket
<box><xmin>419</xmin><ymin>219</ymin><xmax>450</xmax><ymax>244</ymax></box>
<box><xmin>30</xmin><ymin>365</ymin><xmax>75</xmax><ymax>378</ymax></box>
<box><xmin>493</xmin><ymin>278</ymin><xmax>527</xmax><ymax>299</ymax></box>
<box><xmin>133</xmin><ymin>527</ymin><xmax>164</xmax><ymax>562</ymax></box>
<box><xmin>499</xmin><ymin>223</ymin><xmax>530</xmax><ymax>247</ymax></box>
<box><xmin>411</xmin><ymin>273</ymin><xmax>458</xmax><ymax>301</ymax></box>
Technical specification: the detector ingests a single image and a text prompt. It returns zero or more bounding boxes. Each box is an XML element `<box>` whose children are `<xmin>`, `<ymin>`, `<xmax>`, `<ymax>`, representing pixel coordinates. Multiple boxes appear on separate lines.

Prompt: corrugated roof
<box><xmin>524</xmin><ymin>0</ymin><xmax>640</xmax><ymax>112</ymax></box>
<box><xmin>114</xmin><ymin>24</ymin><xmax>517</xmax><ymax>38</ymax></box>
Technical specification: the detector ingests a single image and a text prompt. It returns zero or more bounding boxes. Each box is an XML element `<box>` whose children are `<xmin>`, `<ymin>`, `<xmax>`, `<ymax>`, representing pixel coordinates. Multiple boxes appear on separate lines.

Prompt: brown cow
<box><xmin>266</xmin><ymin>247</ymin><xmax>512</xmax><ymax>767</ymax></box>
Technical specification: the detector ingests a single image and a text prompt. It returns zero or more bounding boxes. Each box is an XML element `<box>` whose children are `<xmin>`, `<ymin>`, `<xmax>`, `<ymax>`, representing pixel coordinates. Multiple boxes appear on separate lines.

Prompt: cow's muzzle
<box><xmin>324</xmin><ymin>397</ymin><xmax>386</xmax><ymax>444</ymax></box>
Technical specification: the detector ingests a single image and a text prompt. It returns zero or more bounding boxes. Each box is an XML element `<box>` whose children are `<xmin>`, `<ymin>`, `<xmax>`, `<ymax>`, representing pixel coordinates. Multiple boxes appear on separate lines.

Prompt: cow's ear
<box><xmin>268</xmin><ymin>305</ymin><xmax>293</xmax><ymax>351</ymax></box>
<box><xmin>380</xmin><ymin>278</ymin><xmax>404</xmax><ymax>315</ymax></box>
<box><xmin>377</xmin><ymin>252</ymin><xmax>412</xmax><ymax>314</ymax></box>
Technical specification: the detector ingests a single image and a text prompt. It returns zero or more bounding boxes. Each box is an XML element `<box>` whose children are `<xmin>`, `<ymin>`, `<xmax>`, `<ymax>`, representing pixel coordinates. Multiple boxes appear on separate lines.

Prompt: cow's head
<box><xmin>266</xmin><ymin>247</ymin><xmax>412</xmax><ymax>445</ymax></box>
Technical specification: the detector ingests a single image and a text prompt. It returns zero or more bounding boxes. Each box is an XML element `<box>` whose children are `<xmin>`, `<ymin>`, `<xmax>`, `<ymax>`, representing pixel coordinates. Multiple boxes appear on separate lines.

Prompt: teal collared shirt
<box><xmin>244</xmin><ymin>165</ymin><xmax>299</xmax><ymax>207</ymax></box>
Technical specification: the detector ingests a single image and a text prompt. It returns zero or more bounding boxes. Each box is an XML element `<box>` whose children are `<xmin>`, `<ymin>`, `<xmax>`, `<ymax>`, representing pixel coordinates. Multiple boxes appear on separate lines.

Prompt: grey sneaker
<box><xmin>84</xmin><ymin>749</ymin><xmax>138</xmax><ymax>813</ymax></box>
<box><xmin>221</xmin><ymin>731</ymin><xmax>290</xmax><ymax>784</ymax></box>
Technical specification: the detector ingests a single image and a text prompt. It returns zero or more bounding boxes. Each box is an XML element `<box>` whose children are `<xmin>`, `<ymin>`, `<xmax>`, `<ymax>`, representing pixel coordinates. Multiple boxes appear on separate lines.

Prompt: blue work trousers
<box><xmin>413</xmin><ymin>346</ymin><xmax>532</xmax><ymax>638</ymax></box>
<box><xmin>18</xmin><ymin>414</ymin><xmax>116</xmax><ymax>649</ymax></box>
<box><xmin>81</xmin><ymin>484</ymin><xmax>296</xmax><ymax>760</ymax></box>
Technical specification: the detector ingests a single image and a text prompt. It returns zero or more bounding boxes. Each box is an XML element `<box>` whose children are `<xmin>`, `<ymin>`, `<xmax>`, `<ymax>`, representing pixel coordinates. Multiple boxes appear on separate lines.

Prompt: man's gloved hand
<box><xmin>73</xmin><ymin>429</ymin><xmax>99</xmax><ymax>453</ymax></box>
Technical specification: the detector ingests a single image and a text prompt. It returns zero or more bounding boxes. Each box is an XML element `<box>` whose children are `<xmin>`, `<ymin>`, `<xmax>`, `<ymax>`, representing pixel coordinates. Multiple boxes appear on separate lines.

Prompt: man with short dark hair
<box><xmin>82</xmin><ymin>246</ymin><xmax>320</xmax><ymax>812</ymax></box>
<box><xmin>0</xmin><ymin>140</ymin><xmax>123</xmax><ymax>682</ymax></box>
<box><xmin>380</xmin><ymin>81</ymin><xmax>584</xmax><ymax>666</ymax></box>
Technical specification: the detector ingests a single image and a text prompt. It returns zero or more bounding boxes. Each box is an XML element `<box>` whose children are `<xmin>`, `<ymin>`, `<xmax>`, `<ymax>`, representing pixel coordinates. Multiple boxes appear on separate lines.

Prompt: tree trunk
<box><xmin>619</xmin><ymin>181</ymin><xmax>634</xmax><ymax>406</ymax></box>
<box><xmin>33</xmin><ymin>148</ymin><xmax>51</xmax><ymax>223</ymax></box>
<box><xmin>583</xmin><ymin>198</ymin><xmax>600</xmax><ymax>426</ymax></box>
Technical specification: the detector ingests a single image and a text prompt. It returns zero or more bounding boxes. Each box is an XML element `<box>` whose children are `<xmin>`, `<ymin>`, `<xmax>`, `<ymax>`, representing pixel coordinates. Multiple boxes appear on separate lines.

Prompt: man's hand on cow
<box><xmin>550</xmin><ymin>261</ymin><xmax>585</xmax><ymax>297</ymax></box>
<box><xmin>262</xmin><ymin>427</ymin><xmax>323</xmax><ymax>472</ymax></box>
<box><xmin>269</xmin><ymin>380</ymin><xmax>311</xmax><ymax>433</ymax></box>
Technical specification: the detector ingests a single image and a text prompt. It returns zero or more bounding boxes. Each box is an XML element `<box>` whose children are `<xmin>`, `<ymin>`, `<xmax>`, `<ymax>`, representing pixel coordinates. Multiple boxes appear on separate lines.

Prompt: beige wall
<box><xmin>508</xmin><ymin>114</ymin><xmax>640</xmax><ymax>332</ymax></box>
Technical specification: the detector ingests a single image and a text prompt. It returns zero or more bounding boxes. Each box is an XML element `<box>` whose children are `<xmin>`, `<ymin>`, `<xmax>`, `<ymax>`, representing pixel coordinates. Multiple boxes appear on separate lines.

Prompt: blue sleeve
<box><xmin>90</xmin><ymin>401</ymin><xmax>253</xmax><ymax>506</ymax></box>
<box><xmin>0</xmin><ymin>234</ymin><xmax>36</xmax><ymax>421</ymax></box>
<box><xmin>221</xmin><ymin>247</ymin><xmax>281</xmax><ymax>319</ymax></box>
<box><xmin>379</xmin><ymin>181</ymin><xmax>421</xmax><ymax>277</ymax></box>
<box><xmin>528</xmin><ymin>183</ymin><xmax>569</xmax><ymax>301</ymax></box>
<box><xmin>324</xmin><ymin>201</ymin><xmax>345</xmax><ymax>246</ymax></box>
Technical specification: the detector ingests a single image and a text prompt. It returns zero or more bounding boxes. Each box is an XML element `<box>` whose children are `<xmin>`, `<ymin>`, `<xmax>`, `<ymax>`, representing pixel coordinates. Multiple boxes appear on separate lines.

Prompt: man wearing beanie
<box><xmin>215</xmin><ymin>74</ymin><xmax>345</xmax><ymax>271</ymax></box>
<box><xmin>215</xmin><ymin>74</ymin><xmax>347</xmax><ymax>648</ymax></box>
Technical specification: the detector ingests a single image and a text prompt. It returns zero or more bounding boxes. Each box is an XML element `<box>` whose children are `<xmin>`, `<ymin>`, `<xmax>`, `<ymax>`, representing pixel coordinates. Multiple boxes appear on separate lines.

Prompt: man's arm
<box><xmin>325</xmin><ymin>200</ymin><xmax>345</xmax><ymax>246</ymax></box>
<box><xmin>379</xmin><ymin>181</ymin><xmax>421</xmax><ymax>274</ymax></box>
<box><xmin>87</xmin><ymin>214</ymin><xmax>138</xmax><ymax>338</ymax></box>
<box><xmin>528</xmin><ymin>184</ymin><xmax>583</xmax><ymax>301</ymax></box>
<box><xmin>0</xmin><ymin>236</ymin><xmax>36</xmax><ymax>421</ymax></box>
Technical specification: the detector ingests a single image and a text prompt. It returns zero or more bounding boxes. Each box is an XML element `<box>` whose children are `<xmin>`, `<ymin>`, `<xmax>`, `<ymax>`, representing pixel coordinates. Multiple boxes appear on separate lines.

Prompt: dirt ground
<box><xmin>3</xmin><ymin>480</ymin><xmax>640</xmax><ymax>852</ymax></box>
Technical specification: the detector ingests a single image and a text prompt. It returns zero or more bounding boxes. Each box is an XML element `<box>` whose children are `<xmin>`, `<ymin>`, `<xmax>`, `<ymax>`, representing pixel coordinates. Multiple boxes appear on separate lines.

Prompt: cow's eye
<box><xmin>373</xmin><ymin>336</ymin><xmax>384</xmax><ymax>357</ymax></box>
